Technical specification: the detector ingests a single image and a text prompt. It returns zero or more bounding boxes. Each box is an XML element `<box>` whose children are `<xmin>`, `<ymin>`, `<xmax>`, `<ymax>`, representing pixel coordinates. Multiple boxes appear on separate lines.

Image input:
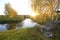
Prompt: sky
<box><xmin>0</xmin><ymin>0</ymin><xmax>34</xmax><ymax>15</ymax></box>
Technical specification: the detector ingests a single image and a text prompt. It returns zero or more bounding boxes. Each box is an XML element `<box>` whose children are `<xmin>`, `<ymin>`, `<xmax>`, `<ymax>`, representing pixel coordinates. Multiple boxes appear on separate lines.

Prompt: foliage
<box><xmin>5</xmin><ymin>3</ymin><xmax>17</xmax><ymax>19</ymax></box>
<box><xmin>30</xmin><ymin>13</ymin><xmax>57</xmax><ymax>25</ymax></box>
<box><xmin>30</xmin><ymin>0</ymin><xmax>58</xmax><ymax>25</ymax></box>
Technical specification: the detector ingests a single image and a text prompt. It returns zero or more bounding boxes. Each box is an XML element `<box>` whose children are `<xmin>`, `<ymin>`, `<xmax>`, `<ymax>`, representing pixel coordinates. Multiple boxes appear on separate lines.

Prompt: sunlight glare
<box><xmin>8</xmin><ymin>0</ymin><xmax>34</xmax><ymax>15</ymax></box>
<box><xmin>30</xmin><ymin>13</ymin><xmax>39</xmax><ymax>17</ymax></box>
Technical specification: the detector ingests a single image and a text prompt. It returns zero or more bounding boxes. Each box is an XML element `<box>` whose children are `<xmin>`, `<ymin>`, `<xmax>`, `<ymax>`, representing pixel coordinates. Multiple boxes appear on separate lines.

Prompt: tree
<box><xmin>5</xmin><ymin>3</ymin><xmax>17</xmax><ymax>19</ymax></box>
<box><xmin>4</xmin><ymin>3</ymin><xmax>17</xmax><ymax>30</ymax></box>
<box><xmin>30</xmin><ymin>0</ymin><xmax>56</xmax><ymax>24</ymax></box>
<box><xmin>5</xmin><ymin>3</ymin><xmax>26</xmax><ymax>30</ymax></box>
<box><xmin>29</xmin><ymin>0</ymin><xmax>60</xmax><ymax>37</ymax></box>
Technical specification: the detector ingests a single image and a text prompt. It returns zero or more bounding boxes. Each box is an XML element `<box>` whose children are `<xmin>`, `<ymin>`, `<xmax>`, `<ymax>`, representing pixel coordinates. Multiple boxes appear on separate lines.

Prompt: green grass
<box><xmin>0</xmin><ymin>15</ymin><xmax>25</xmax><ymax>24</ymax></box>
<box><xmin>0</xmin><ymin>26</ymin><xmax>59</xmax><ymax>40</ymax></box>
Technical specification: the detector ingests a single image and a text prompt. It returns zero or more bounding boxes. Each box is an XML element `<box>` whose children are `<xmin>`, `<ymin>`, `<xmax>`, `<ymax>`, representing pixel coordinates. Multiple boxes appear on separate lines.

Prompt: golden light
<box><xmin>29</xmin><ymin>13</ymin><xmax>39</xmax><ymax>17</ymax></box>
<box><xmin>31</xmin><ymin>14</ymin><xmax>36</xmax><ymax>17</ymax></box>
<box><xmin>8</xmin><ymin>0</ymin><xmax>33</xmax><ymax>15</ymax></box>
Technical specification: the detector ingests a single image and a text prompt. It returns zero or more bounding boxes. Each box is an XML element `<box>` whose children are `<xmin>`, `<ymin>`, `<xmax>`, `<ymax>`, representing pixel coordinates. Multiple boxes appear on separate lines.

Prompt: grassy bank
<box><xmin>0</xmin><ymin>26</ymin><xmax>59</xmax><ymax>40</ymax></box>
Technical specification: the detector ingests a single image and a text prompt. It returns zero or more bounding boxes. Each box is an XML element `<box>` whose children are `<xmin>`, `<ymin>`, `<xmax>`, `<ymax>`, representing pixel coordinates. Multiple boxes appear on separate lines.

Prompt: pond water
<box><xmin>0</xmin><ymin>18</ymin><xmax>36</xmax><ymax>31</ymax></box>
<box><xmin>0</xmin><ymin>24</ymin><xmax>8</xmax><ymax>31</ymax></box>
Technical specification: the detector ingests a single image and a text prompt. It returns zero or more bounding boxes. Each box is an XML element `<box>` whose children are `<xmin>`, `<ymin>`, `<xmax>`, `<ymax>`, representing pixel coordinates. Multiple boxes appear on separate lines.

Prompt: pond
<box><xmin>0</xmin><ymin>24</ymin><xmax>8</xmax><ymax>31</ymax></box>
<box><xmin>0</xmin><ymin>18</ymin><xmax>36</xmax><ymax>31</ymax></box>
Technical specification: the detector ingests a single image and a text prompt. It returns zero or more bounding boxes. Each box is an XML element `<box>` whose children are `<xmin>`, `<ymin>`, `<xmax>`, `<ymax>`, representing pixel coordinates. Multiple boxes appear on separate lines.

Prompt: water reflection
<box><xmin>16</xmin><ymin>18</ymin><xmax>36</xmax><ymax>29</ymax></box>
<box><xmin>0</xmin><ymin>24</ymin><xmax>7</xmax><ymax>31</ymax></box>
<box><xmin>22</xmin><ymin>18</ymin><xmax>36</xmax><ymax>28</ymax></box>
<box><xmin>0</xmin><ymin>18</ymin><xmax>36</xmax><ymax>31</ymax></box>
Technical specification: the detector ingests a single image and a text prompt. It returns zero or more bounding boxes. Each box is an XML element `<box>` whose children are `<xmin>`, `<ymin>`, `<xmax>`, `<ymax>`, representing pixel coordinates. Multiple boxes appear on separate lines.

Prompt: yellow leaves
<box><xmin>31</xmin><ymin>0</ymin><xmax>53</xmax><ymax>14</ymax></box>
<box><xmin>8</xmin><ymin>10</ymin><xmax>17</xmax><ymax>18</ymax></box>
<box><xmin>5</xmin><ymin>3</ymin><xmax>17</xmax><ymax>19</ymax></box>
<box><xmin>30</xmin><ymin>0</ymin><xmax>58</xmax><ymax>24</ymax></box>
<box><xmin>8</xmin><ymin>14</ymin><xmax>14</xmax><ymax>18</ymax></box>
<box><xmin>53</xmin><ymin>13</ymin><xmax>57</xmax><ymax>17</ymax></box>
<box><xmin>29</xmin><ymin>13</ymin><xmax>51</xmax><ymax>24</ymax></box>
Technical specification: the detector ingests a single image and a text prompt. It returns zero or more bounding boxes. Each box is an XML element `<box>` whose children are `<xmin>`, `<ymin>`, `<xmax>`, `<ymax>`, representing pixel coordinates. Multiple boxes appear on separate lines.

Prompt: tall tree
<box><xmin>29</xmin><ymin>0</ymin><xmax>60</xmax><ymax>37</ymax></box>
<box><xmin>5</xmin><ymin>3</ymin><xmax>17</xmax><ymax>19</ymax></box>
<box><xmin>5</xmin><ymin>3</ymin><xmax>25</xmax><ymax>30</ymax></box>
<box><xmin>30</xmin><ymin>0</ymin><xmax>54</xmax><ymax>24</ymax></box>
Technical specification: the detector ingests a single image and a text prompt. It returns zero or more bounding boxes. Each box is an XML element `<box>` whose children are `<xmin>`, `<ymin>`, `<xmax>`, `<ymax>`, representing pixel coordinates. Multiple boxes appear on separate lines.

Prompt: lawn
<box><xmin>0</xmin><ymin>26</ymin><xmax>59</xmax><ymax>40</ymax></box>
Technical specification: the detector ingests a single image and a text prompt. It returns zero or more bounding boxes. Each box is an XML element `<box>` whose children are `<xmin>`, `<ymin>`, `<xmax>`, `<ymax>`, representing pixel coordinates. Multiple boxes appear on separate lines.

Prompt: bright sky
<box><xmin>0</xmin><ymin>0</ymin><xmax>35</xmax><ymax>15</ymax></box>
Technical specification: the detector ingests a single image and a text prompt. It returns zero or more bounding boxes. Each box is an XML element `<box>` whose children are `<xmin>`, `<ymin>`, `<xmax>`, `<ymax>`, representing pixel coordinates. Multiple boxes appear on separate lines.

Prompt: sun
<box><xmin>29</xmin><ymin>12</ymin><xmax>39</xmax><ymax>17</ymax></box>
<box><xmin>31</xmin><ymin>14</ymin><xmax>36</xmax><ymax>17</ymax></box>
